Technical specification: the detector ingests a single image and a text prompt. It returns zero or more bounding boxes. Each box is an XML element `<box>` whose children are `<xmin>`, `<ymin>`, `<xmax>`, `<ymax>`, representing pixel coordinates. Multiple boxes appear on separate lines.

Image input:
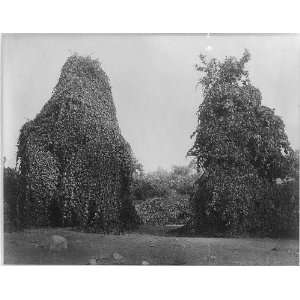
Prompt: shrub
<box><xmin>169</xmin><ymin>166</ymin><xmax>198</xmax><ymax>195</ymax></box>
<box><xmin>135</xmin><ymin>191</ymin><xmax>192</xmax><ymax>225</ymax></box>
<box><xmin>131</xmin><ymin>165</ymin><xmax>197</xmax><ymax>201</ymax></box>
<box><xmin>3</xmin><ymin>167</ymin><xmax>22</xmax><ymax>231</ymax></box>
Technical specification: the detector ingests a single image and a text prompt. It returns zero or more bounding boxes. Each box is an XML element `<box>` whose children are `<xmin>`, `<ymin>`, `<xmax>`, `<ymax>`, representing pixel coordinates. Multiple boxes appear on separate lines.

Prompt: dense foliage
<box><xmin>16</xmin><ymin>55</ymin><xmax>138</xmax><ymax>233</ymax></box>
<box><xmin>132</xmin><ymin>164</ymin><xmax>196</xmax><ymax>225</ymax></box>
<box><xmin>188</xmin><ymin>50</ymin><xmax>298</xmax><ymax>237</ymax></box>
<box><xmin>131</xmin><ymin>164</ymin><xmax>198</xmax><ymax>201</ymax></box>
<box><xmin>3</xmin><ymin>167</ymin><xmax>22</xmax><ymax>231</ymax></box>
<box><xmin>135</xmin><ymin>192</ymin><xmax>191</xmax><ymax>225</ymax></box>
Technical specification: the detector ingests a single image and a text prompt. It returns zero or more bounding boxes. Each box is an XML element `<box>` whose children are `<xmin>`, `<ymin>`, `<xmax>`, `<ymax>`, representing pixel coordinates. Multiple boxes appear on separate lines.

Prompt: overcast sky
<box><xmin>2</xmin><ymin>34</ymin><xmax>300</xmax><ymax>171</ymax></box>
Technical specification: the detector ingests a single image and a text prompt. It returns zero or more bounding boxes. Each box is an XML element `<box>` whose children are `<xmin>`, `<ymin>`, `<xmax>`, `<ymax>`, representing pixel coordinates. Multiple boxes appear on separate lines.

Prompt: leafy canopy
<box><xmin>189</xmin><ymin>50</ymin><xmax>294</xmax><ymax>181</ymax></box>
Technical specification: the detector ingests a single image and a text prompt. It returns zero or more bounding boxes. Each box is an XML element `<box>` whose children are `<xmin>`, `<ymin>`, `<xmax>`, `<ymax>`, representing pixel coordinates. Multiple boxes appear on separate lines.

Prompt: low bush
<box><xmin>135</xmin><ymin>191</ymin><xmax>192</xmax><ymax>225</ymax></box>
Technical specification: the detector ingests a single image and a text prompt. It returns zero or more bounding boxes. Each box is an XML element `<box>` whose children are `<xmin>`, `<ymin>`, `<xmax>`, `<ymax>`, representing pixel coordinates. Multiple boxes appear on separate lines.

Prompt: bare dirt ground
<box><xmin>3</xmin><ymin>225</ymin><xmax>299</xmax><ymax>265</ymax></box>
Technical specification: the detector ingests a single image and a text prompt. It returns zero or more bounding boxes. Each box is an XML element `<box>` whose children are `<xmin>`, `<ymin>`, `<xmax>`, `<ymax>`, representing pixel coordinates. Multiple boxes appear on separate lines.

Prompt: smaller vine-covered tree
<box><xmin>188</xmin><ymin>50</ymin><xmax>298</xmax><ymax>236</ymax></box>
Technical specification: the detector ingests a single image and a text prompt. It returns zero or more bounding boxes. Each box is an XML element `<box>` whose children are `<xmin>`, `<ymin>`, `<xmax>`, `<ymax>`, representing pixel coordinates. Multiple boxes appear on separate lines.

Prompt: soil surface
<box><xmin>3</xmin><ymin>225</ymin><xmax>299</xmax><ymax>265</ymax></box>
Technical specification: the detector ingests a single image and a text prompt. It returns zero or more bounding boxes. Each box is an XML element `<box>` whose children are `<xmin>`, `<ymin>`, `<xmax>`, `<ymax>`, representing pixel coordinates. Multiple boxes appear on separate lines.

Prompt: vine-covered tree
<box><xmin>17</xmin><ymin>55</ymin><xmax>138</xmax><ymax>233</ymax></box>
<box><xmin>188</xmin><ymin>50</ymin><xmax>298</xmax><ymax>236</ymax></box>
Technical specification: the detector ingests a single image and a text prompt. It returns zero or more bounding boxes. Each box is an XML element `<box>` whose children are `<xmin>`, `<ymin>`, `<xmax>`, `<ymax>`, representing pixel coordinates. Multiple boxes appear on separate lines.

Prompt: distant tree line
<box><xmin>131</xmin><ymin>162</ymin><xmax>198</xmax><ymax>201</ymax></box>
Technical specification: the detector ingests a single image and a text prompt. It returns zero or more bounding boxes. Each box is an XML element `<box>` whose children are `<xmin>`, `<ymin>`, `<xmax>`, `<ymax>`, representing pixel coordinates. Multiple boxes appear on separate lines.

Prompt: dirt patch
<box><xmin>3</xmin><ymin>226</ymin><xmax>299</xmax><ymax>265</ymax></box>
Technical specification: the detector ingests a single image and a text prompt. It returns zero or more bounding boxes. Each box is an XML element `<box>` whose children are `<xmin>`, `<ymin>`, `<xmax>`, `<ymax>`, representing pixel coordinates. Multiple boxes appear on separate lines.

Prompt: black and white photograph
<box><xmin>1</xmin><ymin>33</ymin><xmax>299</xmax><ymax>266</ymax></box>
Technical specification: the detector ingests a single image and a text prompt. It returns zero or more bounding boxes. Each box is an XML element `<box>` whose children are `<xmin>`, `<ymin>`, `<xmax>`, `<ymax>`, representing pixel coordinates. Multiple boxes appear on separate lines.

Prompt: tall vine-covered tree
<box><xmin>188</xmin><ymin>50</ymin><xmax>298</xmax><ymax>236</ymax></box>
<box><xmin>17</xmin><ymin>55</ymin><xmax>138</xmax><ymax>233</ymax></box>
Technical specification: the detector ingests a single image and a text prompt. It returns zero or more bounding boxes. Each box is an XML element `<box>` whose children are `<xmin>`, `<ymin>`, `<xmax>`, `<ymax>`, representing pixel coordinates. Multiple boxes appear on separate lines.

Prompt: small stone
<box><xmin>99</xmin><ymin>255</ymin><xmax>111</xmax><ymax>263</ymax></box>
<box><xmin>49</xmin><ymin>235</ymin><xmax>68</xmax><ymax>251</ymax></box>
<box><xmin>113</xmin><ymin>252</ymin><xmax>124</xmax><ymax>260</ymax></box>
<box><xmin>206</xmin><ymin>255</ymin><xmax>216</xmax><ymax>263</ymax></box>
<box><xmin>141</xmin><ymin>260</ymin><xmax>150</xmax><ymax>265</ymax></box>
<box><xmin>88</xmin><ymin>258</ymin><xmax>97</xmax><ymax>265</ymax></box>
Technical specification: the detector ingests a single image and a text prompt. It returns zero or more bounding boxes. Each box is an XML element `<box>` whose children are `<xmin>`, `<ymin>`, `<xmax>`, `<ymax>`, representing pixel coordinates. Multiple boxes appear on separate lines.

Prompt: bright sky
<box><xmin>2</xmin><ymin>34</ymin><xmax>300</xmax><ymax>171</ymax></box>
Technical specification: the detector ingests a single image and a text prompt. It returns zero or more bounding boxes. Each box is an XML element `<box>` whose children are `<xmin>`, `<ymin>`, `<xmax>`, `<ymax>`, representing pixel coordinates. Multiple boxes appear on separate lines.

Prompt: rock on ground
<box><xmin>87</xmin><ymin>258</ymin><xmax>98</xmax><ymax>265</ymax></box>
<box><xmin>113</xmin><ymin>252</ymin><xmax>124</xmax><ymax>260</ymax></box>
<box><xmin>49</xmin><ymin>235</ymin><xmax>68</xmax><ymax>251</ymax></box>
